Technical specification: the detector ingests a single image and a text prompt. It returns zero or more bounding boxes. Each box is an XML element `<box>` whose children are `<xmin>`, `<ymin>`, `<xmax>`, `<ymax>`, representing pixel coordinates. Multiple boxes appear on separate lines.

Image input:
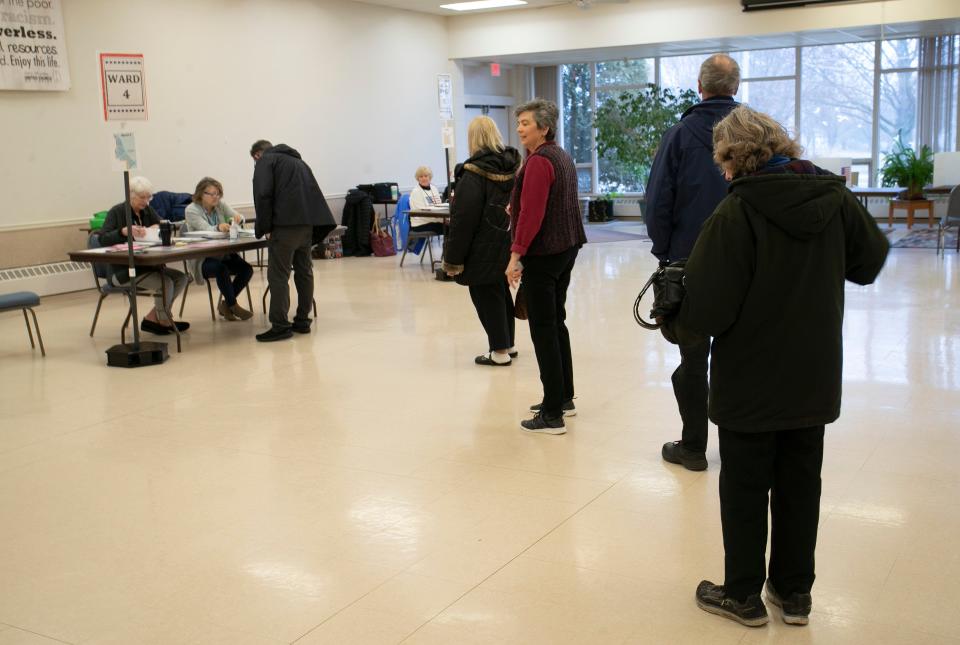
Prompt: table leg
<box><xmin>161</xmin><ymin>267</ymin><xmax>181</xmax><ymax>353</ymax></box>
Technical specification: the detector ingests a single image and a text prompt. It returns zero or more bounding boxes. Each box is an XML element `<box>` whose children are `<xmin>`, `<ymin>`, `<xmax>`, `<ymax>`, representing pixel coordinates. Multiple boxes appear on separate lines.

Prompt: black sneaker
<box><xmin>529</xmin><ymin>400</ymin><xmax>577</xmax><ymax>417</ymax></box>
<box><xmin>765</xmin><ymin>580</ymin><xmax>811</xmax><ymax>625</ymax></box>
<box><xmin>520</xmin><ymin>411</ymin><xmax>566</xmax><ymax>435</ymax></box>
<box><xmin>256</xmin><ymin>327</ymin><xmax>293</xmax><ymax>342</ymax></box>
<box><xmin>662</xmin><ymin>441</ymin><xmax>708</xmax><ymax>471</ymax></box>
<box><xmin>291</xmin><ymin>321</ymin><xmax>311</xmax><ymax>334</ymax></box>
<box><xmin>695</xmin><ymin>580</ymin><xmax>768</xmax><ymax>627</ymax></box>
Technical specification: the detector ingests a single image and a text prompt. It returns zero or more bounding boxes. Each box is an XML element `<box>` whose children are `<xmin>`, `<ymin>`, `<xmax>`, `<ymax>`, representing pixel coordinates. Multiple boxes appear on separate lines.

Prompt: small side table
<box><xmin>888</xmin><ymin>199</ymin><xmax>934</xmax><ymax>229</ymax></box>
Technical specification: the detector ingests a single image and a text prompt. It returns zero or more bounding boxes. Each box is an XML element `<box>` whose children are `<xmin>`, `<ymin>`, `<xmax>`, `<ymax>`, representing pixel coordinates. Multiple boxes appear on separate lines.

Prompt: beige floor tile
<box><xmin>1</xmin><ymin>244</ymin><xmax>958</xmax><ymax>644</ymax></box>
<box><xmin>0</xmin><ymin>627</ymin><xmax>68</xmax><ymax>645</ymax></box>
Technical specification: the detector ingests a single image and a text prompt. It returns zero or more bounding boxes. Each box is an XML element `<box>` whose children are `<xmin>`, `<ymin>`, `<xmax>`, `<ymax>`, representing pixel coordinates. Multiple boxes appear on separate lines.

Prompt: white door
<box><xmin>464</xmin><ymin>105</ymin><xmax>514</xmax><ymax>150</ymax></box>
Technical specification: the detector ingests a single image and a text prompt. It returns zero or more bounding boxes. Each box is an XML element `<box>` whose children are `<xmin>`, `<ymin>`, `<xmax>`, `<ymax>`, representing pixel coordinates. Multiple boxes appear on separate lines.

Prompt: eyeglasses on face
<box><xmin>203</xmin><ymin>190</ymin><xmax>222</xmax><ymax>198</ymax></box>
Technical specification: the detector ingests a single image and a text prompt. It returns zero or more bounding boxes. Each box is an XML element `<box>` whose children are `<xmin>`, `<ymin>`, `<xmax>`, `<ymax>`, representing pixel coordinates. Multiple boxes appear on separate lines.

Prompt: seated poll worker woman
<box><xmin>99</xmin><ymin>175</ymin><xmax>190</xmax><ymax>335</ymax></box>
<box><xmin>183</xmin><ymin>177</ymin><xmax>254</xmax><ymax>321</ymax></box>
<box><xmin>506</xmin><ymin>99</ymin><xmax>587</xmax><ymax>435</ymax></box>
<box><xmin>408</xmin><ymin>165</ymin><xmax>445</xmax><ymax>236</ymax></box>
<box><xmin>663</xmin><ymin>106</ymin><xmax>889</xmax><ymax>628</ymax></box>
<box><xmin>442</xmin><ymin>116</ymin><xmax>521</xmax><ymax>366</ymax></box>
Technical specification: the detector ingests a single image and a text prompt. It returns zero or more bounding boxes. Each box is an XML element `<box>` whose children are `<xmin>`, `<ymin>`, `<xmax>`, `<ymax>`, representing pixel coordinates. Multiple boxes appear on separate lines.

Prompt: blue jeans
<box><xmin>201</xmin><ymin>254</ymin><xmax>253</xmax><ymax>306</ymax></box>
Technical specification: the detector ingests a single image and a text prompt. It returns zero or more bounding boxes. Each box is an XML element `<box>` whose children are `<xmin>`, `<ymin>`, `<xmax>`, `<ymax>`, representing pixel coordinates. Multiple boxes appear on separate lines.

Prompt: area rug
<box><xmin>584</xmin><ymin>221</ymin><xmax>651</xmax><ymax>244</ymax></box>
<box><xmin>884</xmin><ymin>226</ymin><xmax>957</xmax><ymax>250</ymax></box>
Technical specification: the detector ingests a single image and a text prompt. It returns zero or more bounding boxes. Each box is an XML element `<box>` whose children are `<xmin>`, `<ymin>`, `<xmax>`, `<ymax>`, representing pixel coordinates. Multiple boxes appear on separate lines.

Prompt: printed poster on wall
<box><xmin>437</xmin><ymin>74</ymin><xmax>452</xmax><ymax>120</ymax></box>
<box><xmin>99</xmin><ymin>52</ymin><xmax>147</xmax><ymax>121</ymax></box>
<box><xmin>0</xmin><ymin>0</ymin><xmax>70</xmax><ymax>91</ymax></box>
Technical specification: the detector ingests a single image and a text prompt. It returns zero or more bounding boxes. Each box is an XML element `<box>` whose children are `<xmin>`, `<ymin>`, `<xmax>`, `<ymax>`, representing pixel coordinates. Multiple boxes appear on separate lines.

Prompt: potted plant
<box><xmin>879</xmin><ymin>132</ymin><xmax>934</xmax><ymax>200</ymax></box>
<box><xmin>593</xmin><ymin>84</ymin><xmax>698</xmax><ymax>214</ymax></box>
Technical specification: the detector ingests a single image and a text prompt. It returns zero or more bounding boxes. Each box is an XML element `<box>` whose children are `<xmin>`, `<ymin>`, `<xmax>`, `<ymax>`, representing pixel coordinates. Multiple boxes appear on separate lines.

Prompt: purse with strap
<box><xmin>370</xmin><ymin>216</ymin><xmax>396</xmax><ymax>257</ymax></box>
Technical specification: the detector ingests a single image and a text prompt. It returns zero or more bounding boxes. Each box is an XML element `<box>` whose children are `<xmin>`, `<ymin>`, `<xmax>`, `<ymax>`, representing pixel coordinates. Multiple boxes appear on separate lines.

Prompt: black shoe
<box><xmin>140</xmin><ymin>319</ymin><xmax>171</xmax><ymax>335</ymax></box>
<box><xmin>520</xmin><ymin>411</ymin><xmax>566</xmax><ymax>435</ymax></box>
<box><xmin>173</xmin><ymin>320</ymin><xmax>190</xmax><ymax>332</ymax></box>
<box><xmin>529</xmin><ymin>400</ymin><xmax>576</xmax><ymax>417</ymax></box>
<box><xmin>256</xmin><ymin>327</ymin><xmax>293</xmax><ymax>342</ymax></box>
<box><xmin>508</xmin><ymin>349</ymin><xmax>519</xmax><ymax>358</ymax></box>
<box><xmin>695</xmin><ymin>581</ymin><xmax>768</xmax><ymax>627</ymax></box>
<box><xmin>662</xmin><ymin>440</ymin><xmax>708</xmax><ymax>471</ymax></box>
<box><xmin>475</xmin><ymin>353</ymin><xmax>511</xmax><ymax>366</ymax></box>
<box><xmin>765</xmin><ymin>580</ymin><xmax>811</xmax><ymax>625</ymax></box>
<box><xmin>291</xmin><ymin>321</ymin><xmax>312</xmax><ymax>334</ymax></box>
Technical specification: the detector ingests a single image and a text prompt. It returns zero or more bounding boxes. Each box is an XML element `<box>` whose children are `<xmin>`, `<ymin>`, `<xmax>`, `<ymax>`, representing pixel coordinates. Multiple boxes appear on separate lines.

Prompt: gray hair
<box><xmin>515</xmin><ymin>98</ymin><xmax>559</xmax><ymax>141</ymax></box>
<box><xmin>128</xmin><ymin>176</ymin><xmax>153</xmax><ymax>196</ymax></box>
<box><xmin>699</xmin><ymin>54</ymin><xmax>740</xmax><ymax>97</ymax></box>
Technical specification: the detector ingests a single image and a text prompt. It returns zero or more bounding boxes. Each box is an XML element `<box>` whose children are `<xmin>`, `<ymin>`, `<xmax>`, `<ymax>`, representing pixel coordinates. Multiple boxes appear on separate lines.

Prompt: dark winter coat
<box><xmin>644</xmin><ymin>96</ymin><xmax>738</xmax><ymax>263</ymax></box>
<box><xmin>443</xmin><ymin>146</ymin><xmax>521</xmax><ymax>286</ymax></box>
<box><xmin>672</xmin><ymin>169</ymin><xmax>889</xmax><ymax>433</ymax></box>
<box><xmin>341</xmin><ymin>189</ymin><xmax>373</xmax><ymax>256</ymax></box>
<box><xmin>252</xmin><ymin>144</ymin><xmax>334</xmax><ymax>238</ymax></box>
<box><xmin>99</xmin><ymin>202</ymin><xmax>163</xmax><ymax>283</ymax></box>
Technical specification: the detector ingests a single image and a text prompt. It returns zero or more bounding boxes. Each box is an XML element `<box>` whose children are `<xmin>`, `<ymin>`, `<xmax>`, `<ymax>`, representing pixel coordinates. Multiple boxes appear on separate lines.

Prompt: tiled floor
<box><xmin>1</xmin><ymin>239</ymin><xmax>958</xmax><ymax>644</ymax></box>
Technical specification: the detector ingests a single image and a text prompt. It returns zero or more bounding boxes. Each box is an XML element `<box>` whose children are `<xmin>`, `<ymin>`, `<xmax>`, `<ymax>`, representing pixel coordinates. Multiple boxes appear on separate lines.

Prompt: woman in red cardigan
<box><xmin>506</xmin><ymin>99</ymin><xmax>587</xmax><ymax>435</ymax></box>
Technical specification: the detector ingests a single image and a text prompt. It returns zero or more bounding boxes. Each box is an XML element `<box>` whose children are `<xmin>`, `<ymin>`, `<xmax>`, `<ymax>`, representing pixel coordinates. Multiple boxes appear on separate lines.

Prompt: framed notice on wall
<box><xmin>99</xmin><ymin>53</ymin><xmax>147</xmax><ymax>121</ymax></box>
<box><xmin>0</xmin><ymin>0</ymin><xmax>71</xmax><ymax>91</ymax></box>
<box><xmin>437</xmin><ymin>74</ymin><xmax>453</xmax><ymax>120</ymax></box>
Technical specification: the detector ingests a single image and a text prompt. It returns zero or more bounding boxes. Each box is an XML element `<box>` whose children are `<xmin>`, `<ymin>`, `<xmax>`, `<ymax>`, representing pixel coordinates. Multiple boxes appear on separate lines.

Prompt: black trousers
<box><xmin>719</xmin><ymin>426</ymin><xmax>824</xmax><ymax>601</ymax></box>
<box><xmin>672</xmin><ymin>338</ymin><xmax>710</xmax><ymax>452</ymax></box>
<box><xmin>522</xmin><ymin>246</ymin><xmax>579</xmax><ymax>417</ymax></box>
<box><xmin>468</xmin><ymin>279</ymin><xmax>515</xmax><ymax>352</ymax></box>
<box><xmin>267</xmin><ymin>226</ymin><xmax>314</xmax><ymax>329</ymax></box>
<box><xmin>202</xmin><ymin>253</ymin><xmax>253</xmax><ymax>306</ymax></box>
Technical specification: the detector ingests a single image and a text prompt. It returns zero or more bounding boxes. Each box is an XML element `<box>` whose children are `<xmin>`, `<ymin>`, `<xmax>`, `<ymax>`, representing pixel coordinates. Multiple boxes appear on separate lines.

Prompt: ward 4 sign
<box><xmin>99</xmin><ymin>52</ymin><xmax>147</xmax><ymax>121</ymax></box>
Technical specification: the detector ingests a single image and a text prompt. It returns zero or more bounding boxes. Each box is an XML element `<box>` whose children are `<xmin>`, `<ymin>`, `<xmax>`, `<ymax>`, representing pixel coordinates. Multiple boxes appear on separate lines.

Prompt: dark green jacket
<box><xmin>674</xmin><ymin>172</ymin><xmax>889</xmax><ymax>432</ymax></box>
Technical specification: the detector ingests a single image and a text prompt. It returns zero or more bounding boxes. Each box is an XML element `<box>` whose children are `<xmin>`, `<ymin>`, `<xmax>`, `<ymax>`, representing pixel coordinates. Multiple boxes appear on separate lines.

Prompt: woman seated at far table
<box><xmin>99</xmin><ymin>175</ymin><xmax>190</xmax><ymax>335</ymax></box>
<box><xmin>408</xmin><ymin>165</ymin><xmax>445</xmax><ymax>236</ymax></box>
<box><xmin>183</xmin><ymin>177</ymin><xmax>254</xmax><ymax>321</ymax></box>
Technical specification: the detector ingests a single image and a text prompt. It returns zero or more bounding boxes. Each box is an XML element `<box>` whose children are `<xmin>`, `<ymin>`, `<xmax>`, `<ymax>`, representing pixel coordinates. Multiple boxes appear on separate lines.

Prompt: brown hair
<box><xmin>712</xmin><ymin>106</ymin><xmax>802</xmax><ymax>178</ymax></box>
<box><xmin>192</xmin><ymin>177</ymin><xmax>224</xmax><ymax>204</ymax></box>
<box><xmin>515</xmin><ymin>98</ymin><xmax>559</xmax><ymax>142</ymax></box>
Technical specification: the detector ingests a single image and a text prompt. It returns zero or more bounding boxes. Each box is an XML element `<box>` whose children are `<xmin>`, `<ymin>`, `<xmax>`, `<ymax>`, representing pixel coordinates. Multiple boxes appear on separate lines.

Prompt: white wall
<box><xmin>447</xmin><ymin>0</ymin><xmax>960</xmax><ymax>61</ymax></box>
<box><xmin>0</xmin><ymin>0</ymin><xmax>451</xmax><ymax>229</ymax></box>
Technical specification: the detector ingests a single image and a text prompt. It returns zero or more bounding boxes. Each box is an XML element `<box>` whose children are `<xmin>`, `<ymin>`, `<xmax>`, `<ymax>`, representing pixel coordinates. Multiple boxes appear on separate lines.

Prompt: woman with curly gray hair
<box><xmin>666</xmin><ymin>106</ymin><xmax>889</xmax><ymax>627</ymax></box>
<box><xmin>507</xmin><ymin>98</ymin><xmax>587</xmax><ymax>434</ymax></box>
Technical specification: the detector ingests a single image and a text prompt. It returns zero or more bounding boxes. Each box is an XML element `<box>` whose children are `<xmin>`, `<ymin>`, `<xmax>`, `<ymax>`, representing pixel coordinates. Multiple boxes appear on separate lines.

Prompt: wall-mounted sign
<box><xmin>0</xmin><ymin>0</ymin><xmax>71</xmax><ymax>91</ymax></box>
<box><xmin>99</xmin><ymin>53</ymin><xmax>147</xmax><ymax>121</ymax></box>
<box><xmin>437</xmin><ymin>73</ymin><xmax>453</xmax><ymax>120</ymax></box>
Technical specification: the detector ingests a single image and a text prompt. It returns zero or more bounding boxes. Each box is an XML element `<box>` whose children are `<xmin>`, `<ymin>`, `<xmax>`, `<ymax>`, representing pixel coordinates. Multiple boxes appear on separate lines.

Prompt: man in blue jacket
<box><xmin>643</xmin><ymin>54</ymin><xmax>739</xmax><ymax>471</ymax></box>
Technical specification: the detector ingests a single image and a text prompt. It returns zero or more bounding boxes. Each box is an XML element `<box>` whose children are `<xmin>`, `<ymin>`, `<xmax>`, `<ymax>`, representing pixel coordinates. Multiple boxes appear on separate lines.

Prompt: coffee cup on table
<box><xmin>159</xmin><ymin>220</ymin><xmax>173</xmax><ymax>246</ymax></box>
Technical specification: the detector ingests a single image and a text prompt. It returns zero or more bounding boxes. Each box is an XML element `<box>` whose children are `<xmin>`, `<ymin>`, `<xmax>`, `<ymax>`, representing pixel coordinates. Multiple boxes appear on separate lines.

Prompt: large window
<box><xmin>560</xmin><ymin>34</ymin><xmax>960</xmax><ymax>194</ymax></box>
<box><xmin>801</xmin><ymin>42</ymin><xmax>875</xmax><ymax>178</ymax></box>
<box><xmin>596</xmin><ymin>58</ymin><xmax>653</xmax><ymax>193</ymax></box>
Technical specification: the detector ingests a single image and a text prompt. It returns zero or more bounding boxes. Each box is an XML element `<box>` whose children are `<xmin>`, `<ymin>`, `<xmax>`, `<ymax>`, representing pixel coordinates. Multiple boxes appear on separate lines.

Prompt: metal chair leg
<box><xmin>90</xmin><ymin>293</ymin><xmax>107</xmax><ymax>336</ymax></box>
<box><xmin>400</xmin><ymin>245</ymin><xmax>410</xmax><ymax>267</ymax></box>
<box><xmin>262</xmin><ymin>285</ymin><xmax>270</xmax><ymax>314</ymax></box>
<box><xmin>22</xmin><ymin>309</ymin><xmax>35</xmax><ymax>349</ymax></box>
<box><xmin>313</xmin><ymin>298</ymin><xmax>317</xmax><ymax>318</ymax></box>
<box><xmin>26</xmin><ymin>307</ymin><xmax>45</xmax><ymax>357</ymax></box>
<box><xmin>206</xmin><ymin>280</ymin><xmax>216</xmax><ymax>321</ymax></box>
<box><xmin>179</xmin><ymin>282</ymin><xmax>189</xmax><ymax>317</ymax></box>
<box><xmin>246</xmin><ymin>285</ymin><xmax>254</xmax><ymax>312</ymax></box>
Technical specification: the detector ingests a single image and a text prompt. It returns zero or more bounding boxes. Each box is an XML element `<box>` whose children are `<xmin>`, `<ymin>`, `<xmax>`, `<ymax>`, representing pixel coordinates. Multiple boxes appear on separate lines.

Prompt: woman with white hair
<box><xmin>98</xmin><ymin>175</ymin><xmax>191</xmax><ymax>335</ymax></box>
<box><xmin>407</xmin><ymin>165</ymin><xmax>445</xmax><ymax>235</ymax></box>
